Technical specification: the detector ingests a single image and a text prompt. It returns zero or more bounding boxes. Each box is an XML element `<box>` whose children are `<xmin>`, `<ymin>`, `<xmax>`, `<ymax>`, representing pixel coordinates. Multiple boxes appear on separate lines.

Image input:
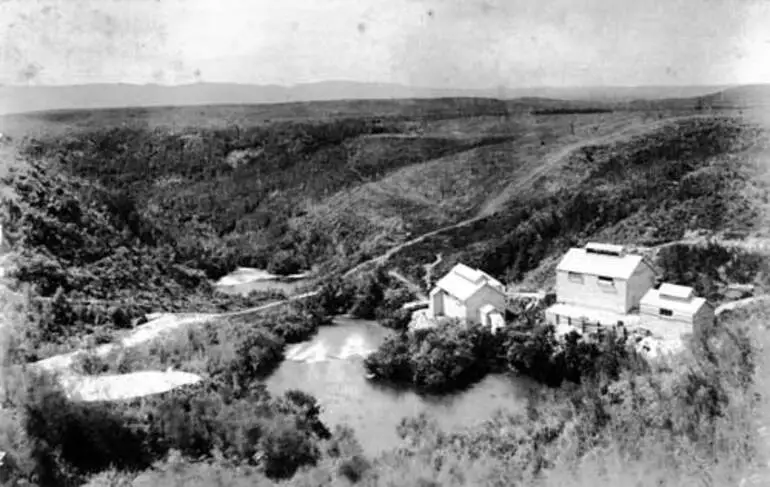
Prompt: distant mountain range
<box><xmin>1</xmin><ymin>81</ymin><xmax>757</xmax><ymax>116</ymax></box>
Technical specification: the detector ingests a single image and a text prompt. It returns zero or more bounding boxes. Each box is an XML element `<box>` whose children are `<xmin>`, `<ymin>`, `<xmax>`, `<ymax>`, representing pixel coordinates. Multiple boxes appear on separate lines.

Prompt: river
<box><xmin>220</xmin><ymin>272</ymin><xmax>534</xmax><ymax>456</ymax></box>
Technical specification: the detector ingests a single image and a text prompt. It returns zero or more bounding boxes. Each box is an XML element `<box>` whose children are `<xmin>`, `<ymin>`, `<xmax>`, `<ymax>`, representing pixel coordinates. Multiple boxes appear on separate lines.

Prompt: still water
<box><xmin>218</xmin><ymin>271</ymin><xmax>534</xmax><ymax>455</ymax></box>
<box><xmin>264</xmin><ymin>317</ymin><xmax>533</xmax><ymax>456</ymax></box>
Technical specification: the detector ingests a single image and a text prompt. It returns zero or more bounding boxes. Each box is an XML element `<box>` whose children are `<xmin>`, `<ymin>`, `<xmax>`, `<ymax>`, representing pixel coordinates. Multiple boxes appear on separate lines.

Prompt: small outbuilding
<box><xmin>639</xmin><ymin>283</ymin><xmax>714</xmax><ymax>338</ymax></box>
<box><xmin>428</xmin><ymin>263</ymin><xmax>506</xmax><ymax>326</ymax></box>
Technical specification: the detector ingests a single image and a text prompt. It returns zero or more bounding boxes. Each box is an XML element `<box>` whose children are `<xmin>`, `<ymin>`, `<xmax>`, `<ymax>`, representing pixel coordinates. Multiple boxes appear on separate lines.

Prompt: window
<box><xmin>659</xmin><ymin>308</ymin><xmax>673</xmax><ymax>317</ymax></box>
<box><xmin>597</xmin><ymin>276</ymin><xmax>615</xmax><ymax>286</ymax></box>
<box><xmin>567</xmin><ymin>272</ymin><xmax>584</xmax><ymax>284</ymax></box>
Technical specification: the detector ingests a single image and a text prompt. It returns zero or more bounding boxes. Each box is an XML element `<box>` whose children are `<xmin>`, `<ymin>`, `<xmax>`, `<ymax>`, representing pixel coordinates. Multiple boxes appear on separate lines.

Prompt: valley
<box><xmin>1</xmin><ymin>87</ymin><xmax>770</xmax><ymax>486</ymax></box>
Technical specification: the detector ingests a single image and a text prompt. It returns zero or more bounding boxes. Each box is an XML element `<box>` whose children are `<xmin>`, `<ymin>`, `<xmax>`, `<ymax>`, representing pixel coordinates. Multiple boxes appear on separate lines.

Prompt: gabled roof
<box><xmin>556</xmin><ymin>243</ymin><xmax>650</xmax><ymax>280</ymax></box>
<box><xmin>640</xmin><ymin>284</ymin><xmax>709</xmax><ymax>316</ymax></box>
<box><xmin>432</xmin><ymin>263</ymin><xmax>505</xmax><ymax>302</ymax></box>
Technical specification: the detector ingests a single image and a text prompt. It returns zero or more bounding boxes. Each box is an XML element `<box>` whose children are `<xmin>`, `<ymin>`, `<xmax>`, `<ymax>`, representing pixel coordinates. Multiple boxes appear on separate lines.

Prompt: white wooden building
<box><xmin>545</xmin><ymin>242</ymin><xmax>656</xmax><ymax>328</ymax></box>
<box><xmin>638</xmin><ymin>283</ymin><xmax>714</xmax><ymax>339</ymax></box>
<box><xmin>429</xmin><ymin>263</ymin><xmax>506</xmax><ymax>326</ymax></box>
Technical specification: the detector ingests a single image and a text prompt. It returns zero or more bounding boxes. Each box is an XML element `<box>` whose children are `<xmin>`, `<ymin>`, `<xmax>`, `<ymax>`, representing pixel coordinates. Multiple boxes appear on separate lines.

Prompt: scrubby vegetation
<box><xmin>657</xmin><ymin>242</ymin><xmax>770</xmax><ymax>301</ymax></box>
<box><xmin>310</xmin><ymin>267</ymin><xmax>414</xmax><ymax>322</ymax></box>
<box><xmin>389</xmin><ymin>115</ymin><xmax>767</xmax><ymax>286</ymax></box>
<box><xmin>14</xmin><ymin>117</ymin><xmax>514</xmax><ymax>280</ymax></box>
<box><xmin>1</xmin><ymin>373</ymin><xmax>334</xmax><ymax>485</ymax></box>
<box><xmin>1</xmin><ymin>102</ymin><xmax>769</xmax><ymax>487</ymax></box>
<box><xmin>1</xmin><ymin>297</ymin><xmax>763</xmax><ymax>487</ymax></box>
<box><xmin>364</xmin><ymin>316</ymin><xmax>647</xmax><ymax>392</ymax></box>
<box><xmin>68</xmin><ymin>300</ymin><xmax>332</xmax><ymax>379</ymax></box>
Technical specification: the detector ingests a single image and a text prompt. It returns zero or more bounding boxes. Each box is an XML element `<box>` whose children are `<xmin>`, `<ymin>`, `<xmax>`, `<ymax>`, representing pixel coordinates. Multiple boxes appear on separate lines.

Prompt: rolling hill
<box><xmin>5</xmin><ymin>98</ymin><xmax>766</xmax><ymax>301</ymax></box>
<box><xmin>0</xmin><ymin>81</ymin><xmax>733</xmax><ymax>116</ymax></box>
<box><xmin>622</xmin><ymin>84</ymin><xmax>770</xmax><ymax>111</ymax></box>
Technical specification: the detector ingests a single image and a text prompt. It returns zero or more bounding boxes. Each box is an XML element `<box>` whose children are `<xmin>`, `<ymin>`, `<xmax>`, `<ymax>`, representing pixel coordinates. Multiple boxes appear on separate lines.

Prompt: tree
<box><xmin>257</xmin><ymin>422</ymin><xmax>320</xmax><ymax>479</ymax></box>
<box><xmin>267</xmin><ymin>250</ymin><xmax>302</xmax><ymax>276</ymax></box>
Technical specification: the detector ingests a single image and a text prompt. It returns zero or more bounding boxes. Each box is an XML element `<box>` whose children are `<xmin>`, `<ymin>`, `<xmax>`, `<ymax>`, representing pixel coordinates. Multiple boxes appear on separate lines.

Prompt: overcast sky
<box><xmin>1</xmin><ymin>0</ymin><xmax>769</xmax><ymax>88</ymax></box>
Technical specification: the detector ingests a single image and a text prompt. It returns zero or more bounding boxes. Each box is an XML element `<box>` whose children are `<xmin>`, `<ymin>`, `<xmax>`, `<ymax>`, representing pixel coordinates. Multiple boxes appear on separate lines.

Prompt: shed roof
<box><xmin>433</xmin><ymin>263</ymin><xmax>505</xmax><ymax>302</ymax></box>
<box><xmin>658</xmin><ymin>283</ymin><xmax>694</xmax><ymax>300</ymax></box>
<box><xmin>640</xmin><ymin>285</ymin><xmax>709</xmax><ymax>317</ymax></box>
<box><xmin>556</xmin><ymin>245</ymin><xmax>648</xmax><ymax>280</ymax></box>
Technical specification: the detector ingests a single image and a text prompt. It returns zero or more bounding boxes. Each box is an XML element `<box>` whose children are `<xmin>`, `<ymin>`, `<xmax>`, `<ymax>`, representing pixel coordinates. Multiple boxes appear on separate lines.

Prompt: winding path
<box><xmin>343</xmin><ymin>116</ymin><xmax>688</xmax><ymax>280</ymax></box>
<box><xmin>14</xmin><ymin>113</ymin><xmax>754</xmax><ymax>401</ymax></box>
<box><xmin>30</xmin><ymin>291</ymin><xmax>319</xmax><ymax>374</ymax></box>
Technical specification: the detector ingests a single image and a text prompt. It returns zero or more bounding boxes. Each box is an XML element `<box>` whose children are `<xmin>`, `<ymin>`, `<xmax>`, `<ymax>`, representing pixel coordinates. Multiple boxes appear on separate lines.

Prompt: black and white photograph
<box><xmin>0</xmin><ymin>0</ymin><xmax>769</xmax><ymax>485</ymax></box>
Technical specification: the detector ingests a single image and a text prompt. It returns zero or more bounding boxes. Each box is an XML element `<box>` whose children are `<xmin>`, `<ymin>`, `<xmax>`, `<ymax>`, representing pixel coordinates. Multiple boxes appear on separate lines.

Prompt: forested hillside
<box><xmin>2</xmin><ymin>108</ymin><xmax>767</xmax><ymax>360</ymax></box>
<box><xmin>387</xmin><ymin>115</ymin><xmax>768</xmax><ymax>288</ymax></box>
<box><xmin>14</xmin><ymin>117</ymin><xmax>519</xmax><ymax>278</ymax></box>
<box><xmin>1</xmin><ymin>99</ymin><xmax>769</xmax><ymax>486</ymax></box>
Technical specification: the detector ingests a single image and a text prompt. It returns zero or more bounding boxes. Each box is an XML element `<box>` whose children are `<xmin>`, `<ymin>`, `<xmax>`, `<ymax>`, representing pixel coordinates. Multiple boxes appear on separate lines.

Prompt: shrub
<box><xmin>71</xmin><ymin>351</ymin><xmax>110</xmax><ymax>376</ymax></box>
<box><xmin>18</xmin><ymin>379</ymin><xmax>153</xmax><ymax>486</ymax></box>
<box><xmin>257</xmin><ymin>422</ymin><xmax>320</xmax><ymax>479</ymax></box>
<box><xmin>380</xmin><ymin>308</ymin><xmax>412</xmax><ymax>332</ymax></box>
<box><xmin>337</xmin><ymin>454</ymin><xmax>371</xmax><ymax>483</ymax></box>
<box><xmin>110</xmin><ymin>306</ymin><xmax>132</xmax><ymax>329</ymax></box>
<box><xmin>266</xmin><ymin>250</ymin><xmax>303</xmax><ymax>276</ymax></box>
<box><xmin>365</xmin><ymin>320</ymin><xmax>499</xmax><ymax>392</ymax></box>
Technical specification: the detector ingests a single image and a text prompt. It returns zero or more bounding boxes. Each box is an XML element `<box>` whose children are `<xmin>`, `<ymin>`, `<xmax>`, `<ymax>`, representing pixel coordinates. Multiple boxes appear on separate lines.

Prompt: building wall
<box><xmin>429</xmin><ymin>289</ymin><xmax>444</xmax><ymax>317</ymax></box>
<box><xmin>441</xmin><ymin>292</ymin><xmax>467</xmax><ymax>321</ymax></box>
<box><xmin>693</xmin><ymin>303</ymin><xmax>716</xmax><ymax>335</ymax></box>
<box><xmin>556</xmin><ymin>270</ymin><xmax>629</xmax><ymax>313</ymax></box>
<box><xmin>626</xmin><ymin>264</ymin><xmax>657</xmax><ymax>312</ymax></box>
<box><xmin>638</xmin><ymin>301</ymin><xmax>715</xmax><ymax>340</ymax></box>
<box><xmin>465</xmin><ymin>285</ymin><xmax>507</xmax><ymax>323</ymax></box>
<box><xmin>640</xmin><ymin>301</ymin><xmax>698</xmax><ymax>324</ymax></box>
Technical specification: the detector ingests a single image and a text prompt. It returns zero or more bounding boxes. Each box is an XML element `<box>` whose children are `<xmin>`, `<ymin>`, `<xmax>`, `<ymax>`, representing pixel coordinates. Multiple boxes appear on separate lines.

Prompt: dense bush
<box><xmin>364</xmin><ymin>320</ymin><xmax>503</xmax><ymax>392</ymax></box>
<box><xmin>308</xmin><ymin>267</ymin><xmax>414</xmax><ymax>321</ymax></box>
<box><xmin>379</xmin><ymin>308</ymin><xmax>413</xmax><ymax>331</ymax></box>
<box><xmin>10</xmin><ymin>375</ymin><xmax>154</xmax><ymax>486</ymax></box>
<box><xmin>4</xmin><ymin>356</ymin><xmax>334</xmax><ymax>485</ymax></box>
<box><xmin>657</xmin><ymin>242</ymin><xmax>770</xmax><ymax>300</ymax></box>
<box><xmin>12</xmin><ymin>117</ymin><xmax>511</xmax><ymax>288</ymax></box>
<box><xmin>365</xmin><ymin>310</ymin><xmax>648</xmax><ymax>392</ymax></box>
<box><xmin>266</xmin><ymin>250</ymin><xmax>303</xmax><ymax>276</ymax></box>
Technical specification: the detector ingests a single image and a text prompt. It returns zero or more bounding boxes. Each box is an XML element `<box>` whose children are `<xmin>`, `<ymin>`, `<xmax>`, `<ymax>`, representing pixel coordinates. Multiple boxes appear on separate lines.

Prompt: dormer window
<box><xmin>659</xmin><ymin>308</ymin><xmax>673</xmax><ymax>317</ymax></box>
